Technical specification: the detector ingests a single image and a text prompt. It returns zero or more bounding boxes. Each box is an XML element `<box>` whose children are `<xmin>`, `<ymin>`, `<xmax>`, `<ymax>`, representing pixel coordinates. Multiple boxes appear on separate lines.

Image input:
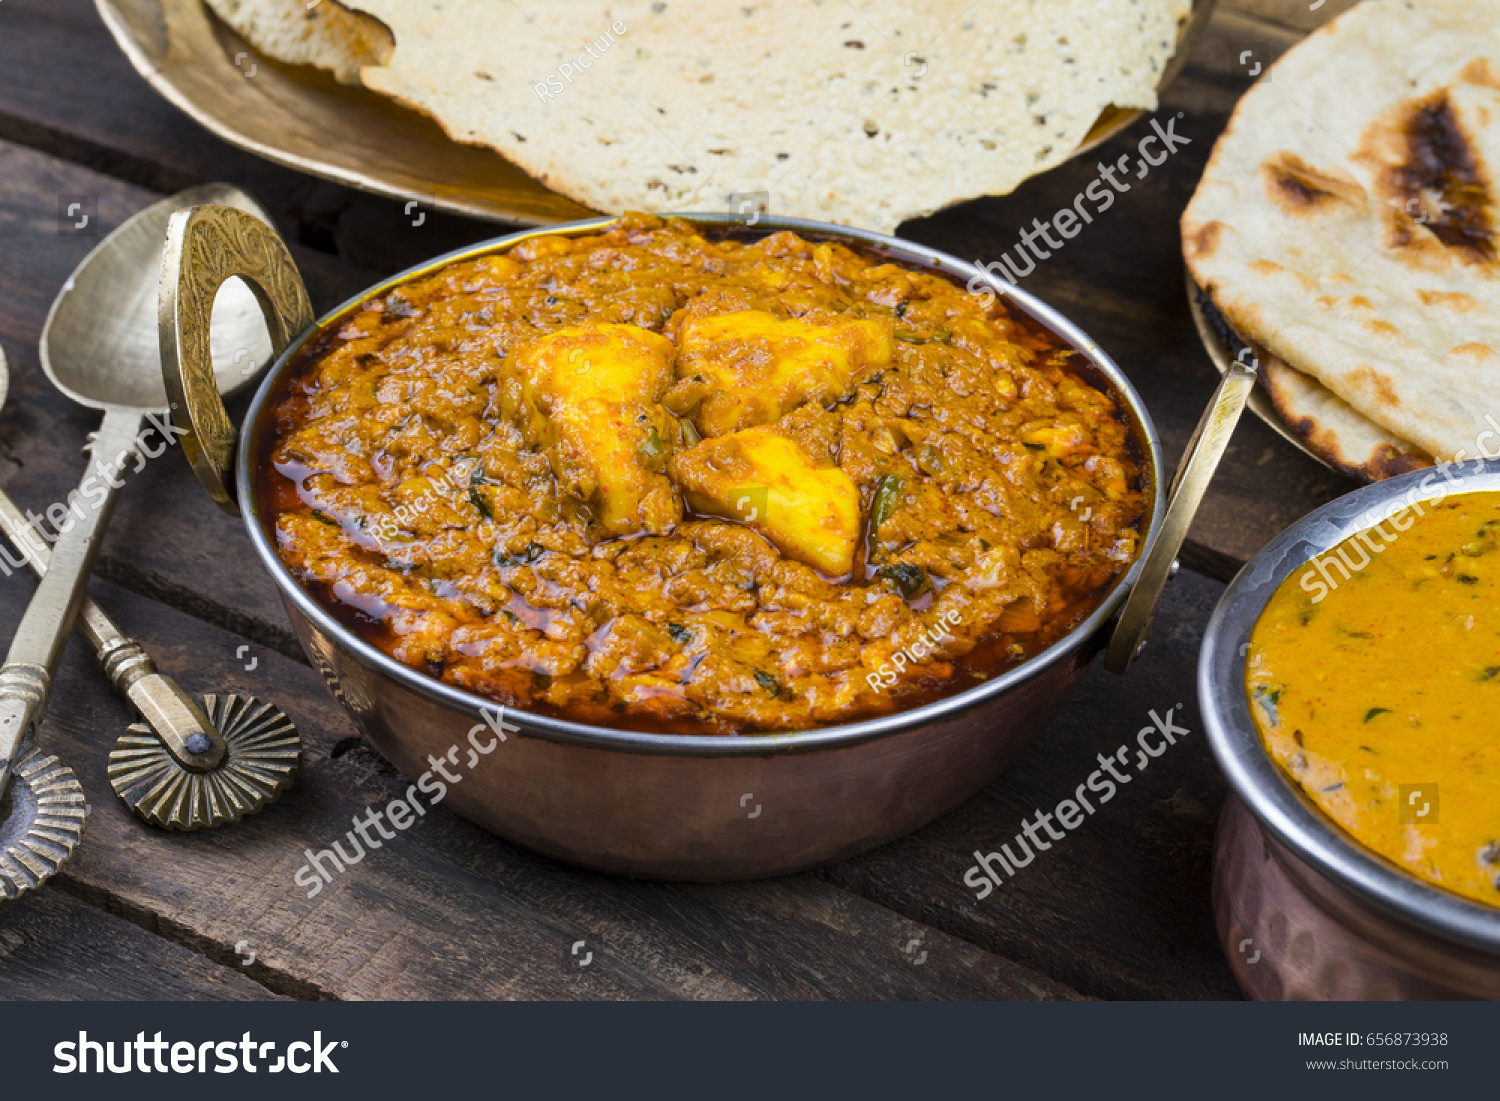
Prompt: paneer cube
<box><xmin>669</xmin><ymin>426</ymin><xmax>861</xmax><ymax>576</ymax></box>
<box><xmin>514</xmin><ymin>323</ymin><xmax>682</xmax><ymax>536</ymax></box>
<box><xmin>665</xmin><ymin>310</ymin><xmax>893</xmax><ymax>436</ymax></box>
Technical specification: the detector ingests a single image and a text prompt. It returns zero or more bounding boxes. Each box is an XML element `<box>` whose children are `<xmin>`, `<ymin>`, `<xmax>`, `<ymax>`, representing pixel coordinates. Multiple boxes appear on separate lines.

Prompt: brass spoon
<box><xmin>0</xmin><ymin>188</ymin><xmax>299</xmax><ymax>881</ymax></box>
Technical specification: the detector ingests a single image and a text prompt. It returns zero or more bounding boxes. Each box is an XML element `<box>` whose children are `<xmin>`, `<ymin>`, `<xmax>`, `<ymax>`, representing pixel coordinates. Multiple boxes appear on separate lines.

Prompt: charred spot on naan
<box><xmin>1347</xmin><ymin>364</ymin><xmax>1401</xmax><ymax>408</ymax></box>
<box><xmin>1288</xmin><ymin>416</ymin><xmax>1430</xmax><ymax>482</ymax></box>
<box><xmin>1261</xmin><ymin>152</ymin><xmax>1365</xmax><ymax>214</ymax></box>
<box><xmin>1450</xmin><ymin>341</ymin><xmax>1498</xmax><ymax>363</ymax></box>
<box><xmin>1358</xmin><ymin>444</ymin><xmax>1431</xmax><ymax>482</ymax></box>
<box><xmin>1247</xmin><ymin>258</ymin><xmax>1320</xmax><ymax>295</ymax></box>
<box><xmin>1459</xmin><ymin>58</ymin><xmax>1500</xmax><ymax>93</ymax></box>
<box><xmin>1365</xmin><ymin>89</ymin><xmax>1496</xmax><ymax>265</ymax></box>
<box><xmin>1417</xmin><ymin>288</ymin><xmax>1477</xmax><ymax>312</ymax></box>
<box><xmin>1185</xmin><ymin>219</ymin><xmax>1226</xmax><ymax>259</ymax></box>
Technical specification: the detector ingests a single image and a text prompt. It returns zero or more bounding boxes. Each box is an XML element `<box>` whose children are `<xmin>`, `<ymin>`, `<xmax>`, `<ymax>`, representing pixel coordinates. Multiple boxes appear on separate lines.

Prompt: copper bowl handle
<box><xmin>158</xmin><ymin>203</ymin><xmax>315</xmax><ymax>515</ymax></box>
<box><xmin>1104</xmin><ymin>352</ymin><xmax>1259</xmax><ymax>673</ymax></box>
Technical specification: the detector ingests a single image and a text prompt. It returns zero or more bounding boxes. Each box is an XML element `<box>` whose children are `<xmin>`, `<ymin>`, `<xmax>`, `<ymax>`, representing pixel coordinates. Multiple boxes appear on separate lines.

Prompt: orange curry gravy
<box><xmin>261</xmin><ymin>215</ymin><xmax>1147</xmax><ymax>734</ymax></box>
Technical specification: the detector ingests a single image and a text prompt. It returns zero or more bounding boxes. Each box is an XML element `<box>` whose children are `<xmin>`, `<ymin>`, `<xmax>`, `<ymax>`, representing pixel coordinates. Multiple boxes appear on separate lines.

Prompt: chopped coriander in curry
<box><xmin>1247</xmin><ymin>491</ymin><xmax>1500</xmax><ymax>909</ymax></box>
<box><xmin>265</xmin><ymin>215</ymin><xmax>1145</xmax><ymax>734</ymax></box>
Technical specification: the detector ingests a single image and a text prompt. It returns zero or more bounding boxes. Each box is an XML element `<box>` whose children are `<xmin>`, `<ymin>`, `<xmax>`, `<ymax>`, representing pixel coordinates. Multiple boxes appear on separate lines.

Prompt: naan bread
<box><xmin>209</xmin><ymin>0</ymin><xmax>1190</xmax><ymax>232</ymax></box>
<box><xmin>1195</xmin><ymin>285</ymin><xmax>1428</xmax><ymax>481</ymax></box>
<box><xmin>204</xmin><ymin>0</ymin><xmax>392</xmax><ymax>84</ymax></box>
<box><xmin>1259</xmin><ymin>349</ymin><xmax>1431</xmax><ymax>481</ymax></box>
<box><xmin>1183</xmin><ymin>0</ymin><xmax>1500</xmax><ymax>465</ymax></box>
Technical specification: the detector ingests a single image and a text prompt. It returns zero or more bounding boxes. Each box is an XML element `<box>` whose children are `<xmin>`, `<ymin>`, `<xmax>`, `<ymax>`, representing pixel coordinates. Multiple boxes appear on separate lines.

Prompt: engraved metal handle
<box><xmin>0</xmin><ymin>407</ymin><xmax>143</xmax><ymax>792</ymax></box>
<box><xmin>1104</xmin><ymin>354</ymin><xmax>1259</xmax><ymax>674</ymax></box>
<box><xmin>0</xmin><ymin>483</ymin><xmax>225</xmax><ymax>772</ymax></box>
<box><xmin>158</xmin><ymin>204</ymin><xmax>314</xmax><ymax>515</ymax></box>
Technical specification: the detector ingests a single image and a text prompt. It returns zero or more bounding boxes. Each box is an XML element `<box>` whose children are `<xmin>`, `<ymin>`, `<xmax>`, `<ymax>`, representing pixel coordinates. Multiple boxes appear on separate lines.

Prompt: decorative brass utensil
<box><xmin>109</xmin><ymin>696</ymin><xmax>300</xmax><ymax>830</ymax></box>
<box><xmin>0</xmin><ymin>345</ymin><xmax>88</xmax><ymax>900</ymax></box>
<box><xmin>0</xmin><ymin>483</ymin><xmax>300</xmax><ymax>830</ymax></box>
<box><xmin>0</xmin><ymin>185</ymin><xmax>303</xmax><ymax>857</ymax></box>
<box><xmin>0</xmin><ymin>748</ymin><xmax>88</xmax><ymax>902</ymax></box>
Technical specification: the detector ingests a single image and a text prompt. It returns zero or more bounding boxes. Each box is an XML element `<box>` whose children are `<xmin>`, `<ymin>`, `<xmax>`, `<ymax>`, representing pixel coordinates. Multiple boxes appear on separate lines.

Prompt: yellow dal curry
<box><xmin>1247</xmin><ymin>491</ymin><xmax>1500</xmax><ymax>909</ymax></box>
<box><xmin>265</xmin><ymin>215</ymin><xmax>1146</xmax><ymax>734</ymax></box>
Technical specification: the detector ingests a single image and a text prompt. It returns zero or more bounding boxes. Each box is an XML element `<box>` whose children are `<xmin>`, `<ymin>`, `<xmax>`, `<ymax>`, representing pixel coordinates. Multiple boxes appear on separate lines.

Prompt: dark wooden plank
<box><xmin>11</xmin><ymin>574</ymin><xmax>1080</xmax><ymax>1000</ymax></box>
<box><xmin>1222</xmin><ymin>0</ymin><xmax>1361</xmax><ymax>34</ymax></box>
<box><xmin>818</xmin><ymin>568</ymin><xmax>1241</xmax><ymax>1000</ymax></box>
<box><xmin>0</xmin><ymin>886</ymin><xmax>280</xmax><ymax>999</ymax></box>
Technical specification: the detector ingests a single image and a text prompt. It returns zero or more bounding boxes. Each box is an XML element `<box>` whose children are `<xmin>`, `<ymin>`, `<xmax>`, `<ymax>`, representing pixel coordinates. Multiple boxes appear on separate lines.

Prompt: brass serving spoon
<box><xmin>0</xmin><ymin>188</ymin><xmax>300</xmax><ymax>895</ymax></box>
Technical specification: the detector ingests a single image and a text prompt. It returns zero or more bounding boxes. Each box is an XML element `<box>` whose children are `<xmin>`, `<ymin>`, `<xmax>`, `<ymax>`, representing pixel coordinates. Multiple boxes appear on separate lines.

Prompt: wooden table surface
<box><xmin>0</xmin><ymin>0</ymin><xmax>1363</xmax><ymax>1001</ymax></box>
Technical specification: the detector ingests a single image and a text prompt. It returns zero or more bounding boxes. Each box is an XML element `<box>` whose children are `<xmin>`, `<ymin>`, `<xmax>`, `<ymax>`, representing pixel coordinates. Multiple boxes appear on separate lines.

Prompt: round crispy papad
<box><xmin>205</xmin><ymin>0</ymin><xmax>1190</xmax><ymax>232</ymax></box>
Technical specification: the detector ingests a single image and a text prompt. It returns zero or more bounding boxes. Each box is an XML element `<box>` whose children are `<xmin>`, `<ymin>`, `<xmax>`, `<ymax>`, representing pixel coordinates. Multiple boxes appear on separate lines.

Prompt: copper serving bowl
<box><xmin>158</xmin><ymin>205</ymin><xmax>1240</xmax><ymax>880</ymax></box>
<box><xmin>1200</xmin><ymin>461</ymin><xmax>1500</xmax><ymax>998</ymax></box>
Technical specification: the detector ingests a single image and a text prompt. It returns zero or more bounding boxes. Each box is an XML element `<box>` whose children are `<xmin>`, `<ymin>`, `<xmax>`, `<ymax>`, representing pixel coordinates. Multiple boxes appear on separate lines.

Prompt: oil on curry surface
<box><xmin>266</xmin><ymin>216</ymin><xmax>1146</xmax><ymax>733</ymax></box>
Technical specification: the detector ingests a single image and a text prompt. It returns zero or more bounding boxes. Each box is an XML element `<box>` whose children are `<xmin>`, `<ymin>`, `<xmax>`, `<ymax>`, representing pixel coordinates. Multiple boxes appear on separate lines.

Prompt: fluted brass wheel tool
<box><xmin>0</xmin><ymin>185</ymin><xmax>302</xmax><ymax>855</ymax></box>
<box><xmin>109</xmin><ymin>696</ymin><xmax>299</xmax><ymax>829</ymax></box>
<box><xmin>0</xmin><ymin>748</ymin><xmax>87</xmax><ymax>901</ymax></box>
<box><xmin>0</xmin><ymin>483</ymin><xmax>300</xmax><ymax>830</ymax></box>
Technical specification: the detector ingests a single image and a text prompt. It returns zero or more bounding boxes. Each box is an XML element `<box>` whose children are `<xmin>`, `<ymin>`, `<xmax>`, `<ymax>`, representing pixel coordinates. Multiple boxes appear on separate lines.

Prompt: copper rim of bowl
<box><xmin>1200</xmin><ymin>459</ymin><xmax>1500</xmax><ymax>955</ymax></box>
<box><xmin>238</xmin><ymin>213</ymin><xmax>1166</xmax><ymax>757</ymax></box>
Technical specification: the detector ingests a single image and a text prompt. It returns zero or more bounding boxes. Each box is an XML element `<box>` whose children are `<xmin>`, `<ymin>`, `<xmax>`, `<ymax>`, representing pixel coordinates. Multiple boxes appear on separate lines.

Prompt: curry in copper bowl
<box><xmin>262</xmin><ymin>215</ymin><xmax>1147</xmax><ymax>735</ymax></box>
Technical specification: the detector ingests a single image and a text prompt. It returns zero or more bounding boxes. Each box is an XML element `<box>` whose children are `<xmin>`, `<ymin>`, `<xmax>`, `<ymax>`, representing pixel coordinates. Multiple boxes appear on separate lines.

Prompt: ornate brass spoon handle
<box><xmin>0</xmin><ymin>346</ymin><xmax>87</xmax><ymax>900</ymax></box>
<box><xmin>0</xmin><ymin>412</ymin><xmax>136</xmax><ymax>895</ymax></box>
